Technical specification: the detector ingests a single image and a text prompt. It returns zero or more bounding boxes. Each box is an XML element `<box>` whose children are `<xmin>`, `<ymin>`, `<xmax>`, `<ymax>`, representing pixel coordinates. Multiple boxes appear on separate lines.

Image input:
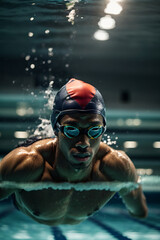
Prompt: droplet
<box><xmin>48</xmin><ymin>48</ymin><xmax>53</xmax><ymax>52</ymax></box>
<box><xmin>28</xmin><ymin>32</ymin><xmax>34</xmax><ymax>37</ymax></box>
<box><xmin>25</xmin><ymin>55</ymin><xmax>30</xmax><ymax>61</ymax></box>
<box><xmin>45</xmin><ymin>29</ymin><xmax>50</xmax><ymax>34</ymax></box>
<box><xmin>48</xmin><ymin>52</ymin><xmax>54</xmax><ymax>57</ymax></box>
<box><xmin>30</xmin><ymin>64</ymin><xmax>35</xmax><ymax>69</ymax></box>
<box><xmin>32</xmin><ymin>48</ymin><xmax>36</xmax><ymax>53</ymax></box>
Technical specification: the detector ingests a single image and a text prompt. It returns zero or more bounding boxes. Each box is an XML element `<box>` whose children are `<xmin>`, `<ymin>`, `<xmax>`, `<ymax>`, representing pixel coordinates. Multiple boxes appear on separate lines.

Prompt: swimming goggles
<box><xmin>56</xmin><ymin>123</ymin><xmax>105</xmax><ymax>139</ymax></box>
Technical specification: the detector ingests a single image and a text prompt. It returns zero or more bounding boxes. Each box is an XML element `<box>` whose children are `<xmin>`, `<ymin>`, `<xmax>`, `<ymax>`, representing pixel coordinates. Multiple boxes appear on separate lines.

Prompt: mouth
<box><xmin>72</xmin><ymin>153</ymin><xmax>91</xmax><ymax>162</ymax></box>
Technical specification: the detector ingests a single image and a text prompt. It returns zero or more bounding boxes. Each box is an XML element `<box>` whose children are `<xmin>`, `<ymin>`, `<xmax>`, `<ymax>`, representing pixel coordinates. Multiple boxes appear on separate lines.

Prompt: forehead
<box><xmin>61</xmin><ymin>113</ymin><xmax>103</xmax><ymax>125</ymax></box>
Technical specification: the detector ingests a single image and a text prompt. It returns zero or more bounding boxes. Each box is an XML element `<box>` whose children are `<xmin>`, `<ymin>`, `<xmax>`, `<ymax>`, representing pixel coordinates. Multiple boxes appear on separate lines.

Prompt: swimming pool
<box><xmin>0</xmin><ymin>187</ymin><xmax>160</xmax><ymax>240</ymax></box>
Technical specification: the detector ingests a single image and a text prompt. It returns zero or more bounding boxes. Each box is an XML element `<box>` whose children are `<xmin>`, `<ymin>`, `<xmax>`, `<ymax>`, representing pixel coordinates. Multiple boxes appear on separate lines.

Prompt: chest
<box><xmin>16</xmin><ymin>159</ymin><xmax>115</xmax><ymax>219</ymax></box>
<box><xmin>16</xmin><ymin>187</ymin><xmax>115</xmax><ymax>220</ymax></box>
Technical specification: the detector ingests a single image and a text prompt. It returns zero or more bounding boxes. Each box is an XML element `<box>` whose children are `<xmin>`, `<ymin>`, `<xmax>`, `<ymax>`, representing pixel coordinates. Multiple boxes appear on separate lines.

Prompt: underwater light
<box><xmin>137</xmin><ymin>168</ymin><xmax>153</xmax><ymax>176</ymax></box>
<box><xmin>98</xmin><ymin>15</ymin><xmax>116</xmax><ymax>30</ymax></box>
<box><xmin>14</xmin><ymin>131</ymin><xmax>29</xmax><ymax>139</ymax></box>
<box><xmin>94</xmin><ymin>30</ymin><xmax>109</xmax><ymax>41</ymax></box>
<box><xmin>16</xmin><ymin>107</ymin><xmax>34</xmax><ymax>116</ymax></box>
<box><xmin>126</xmin><ymin>118</ymin><xmax>142</xmax><ymax>126</ymax></box>
<box><xmin>153</xmin><ymin>141</ymin><xmax>160</xmax><ymax>148</ymax></box>
<box><xmin>124</xmin><ymin>141</ymin><xmax>138</xmax><ymax>148</ymax></box>
<box><xmin>104</xmin><ymin>2</ymin><xmax>123</xmax><ymax>15</ymax></box>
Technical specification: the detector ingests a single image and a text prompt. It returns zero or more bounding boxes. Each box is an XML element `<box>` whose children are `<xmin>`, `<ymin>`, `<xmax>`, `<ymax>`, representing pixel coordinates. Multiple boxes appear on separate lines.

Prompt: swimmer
<box><xmin>0</xmin><ymin>79</ymin><xmax>148</xmax><ymax>226</ymax></box>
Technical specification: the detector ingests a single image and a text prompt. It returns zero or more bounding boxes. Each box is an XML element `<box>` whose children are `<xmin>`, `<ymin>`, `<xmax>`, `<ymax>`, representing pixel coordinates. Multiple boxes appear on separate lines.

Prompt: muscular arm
<box><xmin>101</xmin><ymin>149</ymin><xmax>148</xmax><ymax>218</ymax></box>
<box><xmin>0</xmin><ymin>146</ymin><xmax>44</xmax><ymax>200</ymax></box>
<box><xmin>119</xmin><ymin>184</ymin><xmax>148</xmax><ymax>218</ymax></box>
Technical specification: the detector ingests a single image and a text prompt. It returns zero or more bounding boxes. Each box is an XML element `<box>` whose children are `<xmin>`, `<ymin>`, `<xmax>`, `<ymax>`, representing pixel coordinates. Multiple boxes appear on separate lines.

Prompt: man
<box><xmin>0</xmin><ymin>79</ymin><xmax>148</xmax><ymax>226</ymax></box>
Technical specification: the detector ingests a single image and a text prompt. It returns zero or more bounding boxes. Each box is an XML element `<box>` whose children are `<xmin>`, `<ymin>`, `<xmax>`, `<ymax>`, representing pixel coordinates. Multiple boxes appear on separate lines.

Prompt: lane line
<box><xmin>121</xmin><ymin>212</ymin><xmax>160</xmax><ymax>232</ymax></box>
<box><xmin>101</xmin><ymin>209</ymin><xmax>160</xmax><ymax>232</ymax></box>
<box><xmin>89</xmin><ymin>217</ymin><xmax>132</xmax><ymax>240</ymax></box>
<box><xmin>51</xmin><ymin>226</ymin><xmax>68</xmax><ymax>240</ymax></box>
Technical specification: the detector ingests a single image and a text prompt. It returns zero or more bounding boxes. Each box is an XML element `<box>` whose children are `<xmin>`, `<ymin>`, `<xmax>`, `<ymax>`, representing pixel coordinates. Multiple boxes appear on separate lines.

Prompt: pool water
<box><xmin>0</xmin><ymin>193</ymin><xmax>159</xmax><ymax>240</ymax></box>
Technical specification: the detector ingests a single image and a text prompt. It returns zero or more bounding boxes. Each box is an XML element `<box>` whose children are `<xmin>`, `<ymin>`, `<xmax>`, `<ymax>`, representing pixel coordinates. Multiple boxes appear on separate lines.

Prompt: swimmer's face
<box><xmin>57</xmin><ymin>113</ymin><xmax>104</xmax><ymax>169</ymax></box>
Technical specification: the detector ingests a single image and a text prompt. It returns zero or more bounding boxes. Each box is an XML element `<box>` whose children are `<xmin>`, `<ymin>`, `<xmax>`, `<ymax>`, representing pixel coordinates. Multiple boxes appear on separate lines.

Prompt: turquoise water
<box><xmin>0</xmin><ymin>192</ymin><xmax>160</xmax><ymax>240</ymax></box>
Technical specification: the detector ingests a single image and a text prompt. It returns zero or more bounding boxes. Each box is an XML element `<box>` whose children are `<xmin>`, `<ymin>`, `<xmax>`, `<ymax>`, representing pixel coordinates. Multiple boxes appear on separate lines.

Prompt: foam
<box><xmin>1</xmin><ymin>176</ymin><xmax>160</xmax><ymax>192</ymax></box>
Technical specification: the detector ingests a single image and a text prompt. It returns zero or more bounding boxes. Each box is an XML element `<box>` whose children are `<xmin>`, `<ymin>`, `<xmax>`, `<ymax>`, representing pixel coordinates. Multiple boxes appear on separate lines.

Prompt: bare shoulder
<box><xmin>31</xmin><ymin>138</ymin><xmax>57</xmax><ymax>157</ymax></box>
<box><xmin>0</xmin><ymin>138</ymin><xmax>57</xmax><ymax>182</ymax></box>
<box><xmin>98</xmin><ymin>142</ymin><xmax>137</xmax><ymax>182</ymax></box>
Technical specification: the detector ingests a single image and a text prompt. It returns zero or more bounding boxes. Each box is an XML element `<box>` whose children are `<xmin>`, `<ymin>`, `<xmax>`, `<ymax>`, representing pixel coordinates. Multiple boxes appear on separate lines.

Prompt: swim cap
<box><xmin>51</xmin><ymin>78</ymin><xmax>107</xmax><ymax>133</ymax></box>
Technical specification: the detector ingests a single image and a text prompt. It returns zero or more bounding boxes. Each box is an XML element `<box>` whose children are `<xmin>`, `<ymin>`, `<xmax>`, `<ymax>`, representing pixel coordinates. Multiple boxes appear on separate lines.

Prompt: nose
<box><xmin>75</xmin><ymin>134</ymin><xmax>90</xmax><ymax>150</ymax></box>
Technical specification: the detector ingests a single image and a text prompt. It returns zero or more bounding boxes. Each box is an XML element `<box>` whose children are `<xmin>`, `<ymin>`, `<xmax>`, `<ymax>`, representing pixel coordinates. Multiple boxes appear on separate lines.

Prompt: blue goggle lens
<box><xmin>88</xmin><ymin>126</ymin><xmax>103</xmax><ymax>138</ymax></box>
<box><xmin>63</xmin><ymin>125</ymin><xmax>104</xmax><ymax>139</ymax></box>
<box><xmin>64</xmin><ymin>126</ymin><xmax>80</xmax><ymax>138</ymax></box>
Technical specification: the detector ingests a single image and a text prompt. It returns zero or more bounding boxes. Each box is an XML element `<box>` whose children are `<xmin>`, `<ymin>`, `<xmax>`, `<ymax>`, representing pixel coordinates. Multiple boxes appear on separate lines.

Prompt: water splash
<box><xmin>67</xmin><ymin>9</ymin><xmax>76</xmax><ymax>25</ymax></box>
<box><xmin>102</xmin><ymin>133</ymin><xmax>118</xmax><ymax>146</ymax></box>
<box><xmin>0</xmin><ymin>181</ymin><xmax>139</xmax><ymax>192</ymax></box>
<box><xmin>44</xmin><ymin>80</ymin><xmax>55</xmax><ymax>110</ymax></box>
<box><xmin>33</xmin><ymin>118</ymin><xmax>54</xmax><ymax>138</ymax></box>
<box><xmin>66</xmin><ymin>0</ymin><xmax>79</xmax><ymax>25</ymax></box>
<box><xmin>33</xmin><ymin>81</ymin><xmax>55</xmax><ymax>138</ymax></box>
<box><xmin>1</xmin><ymin>176</ymin><xmax>159</xmax><ymax>192</ymax></box>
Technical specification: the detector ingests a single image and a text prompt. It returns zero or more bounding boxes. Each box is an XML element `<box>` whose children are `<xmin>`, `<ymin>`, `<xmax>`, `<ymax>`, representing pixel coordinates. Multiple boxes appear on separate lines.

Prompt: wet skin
<box><xmin>0</xmin><ymin>113</ymin><xmax>148</xmax><ymax>225</ymax></box>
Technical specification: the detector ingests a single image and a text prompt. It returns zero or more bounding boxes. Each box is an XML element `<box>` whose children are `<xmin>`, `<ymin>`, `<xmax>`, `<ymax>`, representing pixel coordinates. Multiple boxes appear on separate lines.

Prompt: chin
<box><xmin>69</xmin><ymin>159</ymin><xmax>92</xmax><ymax>170</ymax></box>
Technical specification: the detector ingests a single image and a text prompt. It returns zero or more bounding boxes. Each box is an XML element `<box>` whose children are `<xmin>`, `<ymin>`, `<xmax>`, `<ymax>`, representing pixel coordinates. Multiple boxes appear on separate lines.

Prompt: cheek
<box><xmin>58</xmin><ymin>134</ymin><xmax>73</xmax><ymax>151</ymax></box>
